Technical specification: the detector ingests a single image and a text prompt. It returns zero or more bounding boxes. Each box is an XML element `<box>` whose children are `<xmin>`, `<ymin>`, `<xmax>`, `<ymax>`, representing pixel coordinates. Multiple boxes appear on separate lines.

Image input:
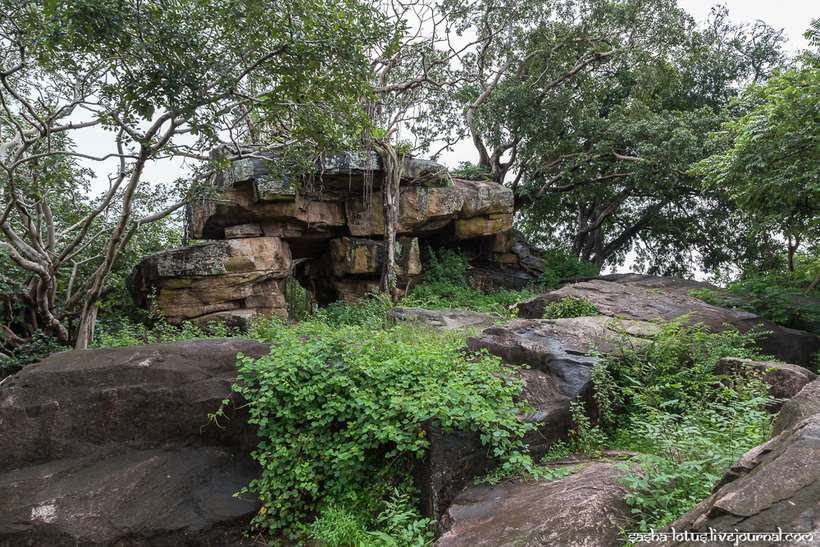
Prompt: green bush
<box><xmin>728</xmin><ymin>274</ymin><xmax>820</xmax><ymax>331</ymax></box>
<box><xmin>218</xmin><ymin>323</ymin><xmax>535</xmax><ymax>540</ymax></box>
<box><xmin>450</xmin><ymin>161</ymin><xmax>493</xmax><ymax>181</ymax></box>
<box><xmin>575</xmin><ymin>320</ymin><xmax>778</xmax><ymax>531</ymax></box>
<box><xmin>535</xmin><ymin>248</ymin><xmax>599</xmax><ymax>289</ymax></box>
<box><xmin>0</xmin><ymin>331</ymin><xmax>66</xmax><ymax>379</ymax></box>
<box><xmin>542</xmin><ymin>295</ymin><xmax>599</xmax><ymax>319</ymax></box>
<box><xmin>404</xmin><ymin>246</ymin><xmax>536</xmax><ymax>317</ymax></box>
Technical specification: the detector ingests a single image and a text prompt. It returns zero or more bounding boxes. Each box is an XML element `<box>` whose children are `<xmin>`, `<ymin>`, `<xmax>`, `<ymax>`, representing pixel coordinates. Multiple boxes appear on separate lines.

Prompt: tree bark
<box><xmin>375</xmin><ymin>142</ymin><xmax>402</xmax><ymax>303</ymax></box>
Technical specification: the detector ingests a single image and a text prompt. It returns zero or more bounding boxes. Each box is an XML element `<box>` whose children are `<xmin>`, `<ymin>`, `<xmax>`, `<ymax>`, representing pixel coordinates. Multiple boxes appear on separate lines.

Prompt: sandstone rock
<box><xmin>224</xmin><ymin>223</ymin><xmax>263</xmax><ymax>239</ymax></box>
<box><xmin>454</xmin><ymin>214</ymin><xmax>513</xmax><ymax>240</ymax></box>
<box><xmin>771</xmin><ymin>377</ymin><xmax>820</xmax><ymax>437</ymax></box>
<box><xmin>415</xmin><ymin>426</ymin><xmax>496</xmax><ymax>523</ymax></box>
<box><xmin>329</xmin><ymin>237</ymin><xmax>421</xmax><ymax>277</ymax></box>
<box><xmin>715</xmin><ymin>357</ymin><xmax>817</xmax><ymax>411</ymax></box>
<box><xmin>435</xmin><ymin>458</ymin><xmax>633</xmax><ymax>546</ymax></box>
<box><xmin>0</xmin><ymin>339</ymin><xmax>272</xmax><ymax>545</ymax></box>
<box><xmin>190</xmin><ymin>185</ymin><xmax>346</xmax><ymax>241</ymax></box>
<box><xmin>455</xmin><ymin>179</ymin><xmax>514</xmax><ymax>218</ymax></box>
<box><xmin>128</xmin><ymin>238</ymin><xmax>291</xmax><ymax>326</ymax></box>
<box><xmin>468</xmin><ymin>317</ymin><xmax>657</xmax><ymax>457</ymax></box>
<box><xmin>517</xmin><ymin>280</ymin><xmax>820</xmax><ymax>368</ymax></box>
<box><xmin>387</xmin><ymin>307</ymin><xmax>496</xmax><ymax>331</ymax></box>
<box><xmin>346</xmin><ymin>186</ymin><xmax>465</xmax><ymax>237</ymax></box>
<box><xmin>652</xmin><ymin>378</ymin><xmax>820</xmax><ymax>546</ymax></box>
<box><xmin>0</xmin><ymin>447</ymin><xmax>260</xmax><ymax>546</ymax></box>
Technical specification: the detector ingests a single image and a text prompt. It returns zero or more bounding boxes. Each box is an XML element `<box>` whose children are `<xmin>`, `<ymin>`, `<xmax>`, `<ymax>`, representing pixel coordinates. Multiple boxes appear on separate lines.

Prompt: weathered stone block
<box><xmin>329</xmin><ymin>237</ymin><xmax>421</xmax><ymax>277</ymax></box>
<box><xmin>224</xmin><ymin>223</ymin><xmax>263</xmax><ymax>239</ymax></box>
<box><xmin>453</xmin><ymin>214</ymin><xmax>513</xmax><ymax>240</ymax></box>
<box><xmin>455</xmin><ymin>179</ymin><xmax>514</xmax><ymax>218</ymax></box>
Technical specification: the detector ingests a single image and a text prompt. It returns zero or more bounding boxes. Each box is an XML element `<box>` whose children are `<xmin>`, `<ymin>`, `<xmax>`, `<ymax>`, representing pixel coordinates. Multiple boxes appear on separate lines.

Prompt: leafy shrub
<box><xmin>686</xmin><ymin>288</ymin><xmax>725</xmax><ymax>306</ymax></box>
<box><xmin>405</xmin><ymin>246</ymin><xmax>535</xmax><ymax>316</ymax></box>
<box><xmin>450</xmin><ymin>161</ymin><xmax>492</xmax><ymax>181</ymax></box>
<box><xmin>542</xmin><ymin>295</ymin><xmax>599</xmax><ymax>319</ymax></box>
<box><xmin>576</xmin><ymin>320</ymin><xmax>778</xmax><ymax>531</ymax></box>
<box><xmin>0</xmin><ymin>330</ymin><xmax>66</xmax><ymax>379</ymax></box>
<box><xmin>311</xmin><ymin>293</ymin><xmax>394</xmax><ymax>330</ymax></box>
<box><xmin>615</xmin><ymin>371</ymin><xmax>774</xmax><ymax>530</ymax></box>
<box><xmin>220</xmin><ymin>324</ymin><xmax>535</xmax><ymax>539</ymax></box>
<box><xmin>535</xmin><ymin>248</ymin><xmax>599</xmax><ymax>289</ymax></box>
<box><xmin>728</xmin><ymin>274</ymin><xmax>820</xmax><ymax>331</ymax></box>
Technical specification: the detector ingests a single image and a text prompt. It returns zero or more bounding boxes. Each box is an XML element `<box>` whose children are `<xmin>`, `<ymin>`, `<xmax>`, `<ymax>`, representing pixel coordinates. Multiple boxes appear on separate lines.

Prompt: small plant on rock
<box><xmin>542</xmin><ymin>295</ymin><xmax>600</xmax><ymax>319</ymax></box>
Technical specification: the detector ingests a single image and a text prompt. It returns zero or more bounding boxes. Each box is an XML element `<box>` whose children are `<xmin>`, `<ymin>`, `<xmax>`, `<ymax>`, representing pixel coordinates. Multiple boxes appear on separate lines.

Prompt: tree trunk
<box><xmin>73</xmin><ymin>301</ymin><xmax>98</xmax><ymax>350</ymax></box>
<box><xmin>375</xmin><ymin>142</ymin><xmax>402</xmax><ymax>302</ymax></box>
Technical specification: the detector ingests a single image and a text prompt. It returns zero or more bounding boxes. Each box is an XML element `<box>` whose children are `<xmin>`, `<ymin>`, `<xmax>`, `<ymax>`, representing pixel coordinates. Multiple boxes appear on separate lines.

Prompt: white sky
<box><xmin>679</xmin><ymin>0</ymin><xmax>814</xmax><ymax>53</ymax></box>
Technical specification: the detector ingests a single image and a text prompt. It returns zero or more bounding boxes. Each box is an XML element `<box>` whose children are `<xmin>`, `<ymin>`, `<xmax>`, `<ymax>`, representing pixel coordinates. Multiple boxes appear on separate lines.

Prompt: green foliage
<box><xmin>575</xmin><ymin>320</ymin><xmax>778</xmax><ymax>531</ymax></box>
<box><xmin>91</xmin><ymin>318</ymin><xmax>239</xmax><ymax>348</ymax></box>
<box><xmin>404</xmin><ymin>247</ymin><xmax>536</xmax><ymax>317</ymax></box>
<box><xmin>221</xmin><ymin>323</ymin><xmax>535</xmax><ymax>539</ymax></box>
<box><xmin>728</xmin><ymin>274</ymin><xmax>820</xmax><ymax>331</ymax></box>
<box><xmin>450</xmin><ymin>162</ymin><xmax>493</xmax><ymax>181</ymax></box>
<box><xmin>475</xmin><ymin>459</ymin><xmax>574</xmax><ymax>486</ymax></box>
<box><xmin>311</xmin><ymin>293</ymin><xmax>395</xmax><ymax>331</ymax></box>
<box><xmin>695</xmin><ymin>62</ymin><xmax>820</xmax><ymax>255</ymax></box>
<box><xmin>0</xmin><ymin>331</ymin><xmax>66</xmax><ymax>379</ymax></box>
<box><xmin>615</xmin><ymin>371</ymin><xmax>774</xmax><ymax>530</ymax></box>
<box><xmin>534</xmin><ymin>248</ymin><xmax>599</xmax><ymax>289</ymax></box>
<box><xmin>686</xmin><ymin>288</ymin><xmax>725</xmax><ymax>306</ymax></box>
<box><xmin>542</xmin><ymin>296</ymin><xmax>599</xmax><ymax>319</ymax></box>
<box><xmin>308</xmin><ymin>482</ymin><xmax>434</xmax><ymax>547</ymax></box>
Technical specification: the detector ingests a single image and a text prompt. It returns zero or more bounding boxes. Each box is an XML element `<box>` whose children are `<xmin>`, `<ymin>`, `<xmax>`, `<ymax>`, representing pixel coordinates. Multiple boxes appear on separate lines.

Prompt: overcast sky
<box><xmin>678</xmin><ymin>0</ymin><xmax>814</xmax><ymax>52</ymax></box>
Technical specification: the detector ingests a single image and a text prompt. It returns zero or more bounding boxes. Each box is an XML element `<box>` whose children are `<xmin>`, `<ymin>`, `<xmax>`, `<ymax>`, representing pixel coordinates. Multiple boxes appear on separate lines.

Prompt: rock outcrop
<box><xmin>715</xmin><ymin>357</ymin><xmax>817</xmax><ymax>411</ymax></box>
<box><xmin>435</xmin><ymin>456</ymin><xmax>634</xmax><ymax>546</ymax></box>
<box><xmin>650</xmin><ymin>378</ymin><xmax>820</xmax><ymax>546</ymax></box>
<box><xmin>129</xmin><ymin>152</ymin><xmax>523</xmax><ymax>324</ymax></box>
<box><xmin>517</xmin><ymin>279</ymin><xmax>820</xmax><ymax>367</ymax></box>
<box><xmin>0</xmin><ymin>339</ymin><xmax>270</xmax><ymax>545</ymax></box>
<box><xmin>467</xmin><ymin>317</ymin><xmax>657</xmax><ymax>458</ymax></box>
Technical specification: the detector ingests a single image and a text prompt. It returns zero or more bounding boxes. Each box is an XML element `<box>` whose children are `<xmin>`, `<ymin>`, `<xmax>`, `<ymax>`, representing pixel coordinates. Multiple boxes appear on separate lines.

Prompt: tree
<box><xmin>695</xmin><ymin>57</ymin><xmax>820</xmax><ymax>281</ymax></box>
<box><xmin>0</xmin><ymin>0</ymin><xmax>392</xmax><ymax>350</ymax></box>
<box><xmin>498</xmin><ymin>6</ymin><xmax>787</xmax><ymax>273</ymax></box>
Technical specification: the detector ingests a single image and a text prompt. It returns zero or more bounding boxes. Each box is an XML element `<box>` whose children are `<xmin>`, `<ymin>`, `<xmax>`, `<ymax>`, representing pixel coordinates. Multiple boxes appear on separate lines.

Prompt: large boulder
<box><xmin>648</xmin><ymin>378</ymin><xmax>820</xmax><ymax>546</ymax></box>
<box><xmin>715</xmin><ymin>357</ymin><xmax>817</xmax><ymax>411</ymax></box>
<box><xmin>435</xmin><ymin>456</ymin><xmax>634</xmax><ymax>546</ymax></box>
<box><xmin>0</xmin><ymin>339</ymin><xmax>271</xmax><ymax>545</ymax></box>
<box><xmin>467</xmin><ymin>317</ymin><xmax>658</xmax><ymax>457</ymax></box>
<box><xmin>127</xmin><ymin>237</ymin><xmax>291</xmax><ymax>326</ymax></box>
<box><xmin>517</xmin><ymin>280</ymin><xmax>820</xmax><ymax>368</ymax></box>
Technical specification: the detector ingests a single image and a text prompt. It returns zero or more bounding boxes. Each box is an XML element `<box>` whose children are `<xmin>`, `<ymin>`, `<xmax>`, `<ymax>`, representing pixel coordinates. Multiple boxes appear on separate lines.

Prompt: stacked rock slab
<box><xmin>128</xmin><ymin>151</ymin><xmax>515</xmax><ymax>324</ymax></box>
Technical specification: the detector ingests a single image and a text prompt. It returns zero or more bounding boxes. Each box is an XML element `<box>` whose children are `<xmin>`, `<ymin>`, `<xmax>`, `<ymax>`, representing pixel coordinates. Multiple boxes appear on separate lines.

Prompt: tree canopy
<box><xmin>0</xmin><ymin>0</ymin><xmax>393</xmax><ymax>350</ymax></box>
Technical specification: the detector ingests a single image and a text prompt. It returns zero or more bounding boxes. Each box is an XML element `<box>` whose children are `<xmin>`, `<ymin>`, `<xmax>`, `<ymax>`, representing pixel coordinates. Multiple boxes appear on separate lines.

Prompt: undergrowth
<box><xmin>556</xmin><ymin>320</ymin><xmax>780</xmax><ymax>533</ymax></box>
<box><xmin>212</xmin><ymin>322</ymin><xmax>537</xmax><ymax>542</ymax></box>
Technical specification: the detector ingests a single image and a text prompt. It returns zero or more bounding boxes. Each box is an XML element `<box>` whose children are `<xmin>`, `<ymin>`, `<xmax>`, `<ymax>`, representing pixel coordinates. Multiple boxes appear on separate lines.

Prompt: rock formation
<box><xmin>128</xmin><ymin>152</ymin><xmax>523</xmax><ymax>326</ymax></box>
<box><xmin>0</xmin><ymin>339</ymin><xmax>270</xmax><ymax>545</ymax></box>
<box><xmin>517</xmin><ymin>278</ymin><xmax>820</xmax><ymax>367</ymax></box>
<box><xmin>435</xmin><ymin>455</ymin><xmax>635</xmax><ymax>546</ymax></box>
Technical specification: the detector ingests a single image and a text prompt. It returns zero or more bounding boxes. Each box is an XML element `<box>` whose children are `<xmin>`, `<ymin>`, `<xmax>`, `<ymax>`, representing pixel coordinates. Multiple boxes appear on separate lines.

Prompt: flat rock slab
<box><xmin>0</xmin><ymin>339</ymin><xmax>271</xmax><ymax>470</ymax></box>
<box><xmin>435</xmin><ymin>459</ymin><xmax>632</xmax><ymax>547</ymax></box>
<box><xmin>517</xmin><ymin>280</ymin><xmax>820</xmax><ymax>367</ymax></box>
<box><xmin>0</xmin><ymin>447</ymin><xmax>260</xmax><ymax>546</ymax></box>
<box><xmin>0</xmin><ymin>339</ymin><xmax>273</xmax><ymax>545</ymax></box>
<box><xmin>388</xmin><ymin>307</ymin><xmax>497</xmax><ymax>331</ymax></box>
